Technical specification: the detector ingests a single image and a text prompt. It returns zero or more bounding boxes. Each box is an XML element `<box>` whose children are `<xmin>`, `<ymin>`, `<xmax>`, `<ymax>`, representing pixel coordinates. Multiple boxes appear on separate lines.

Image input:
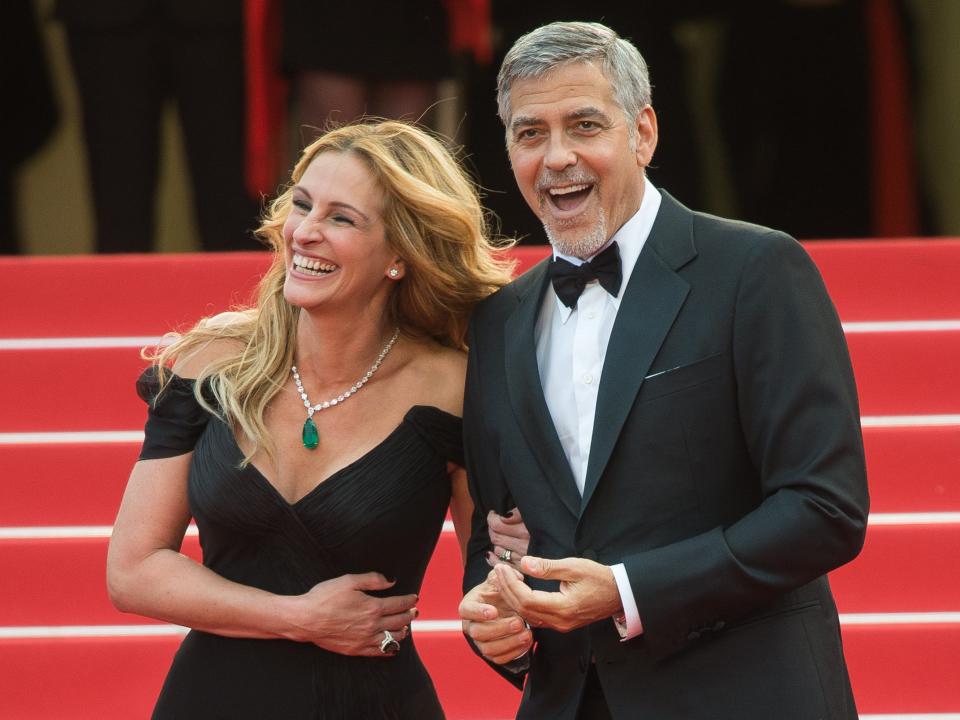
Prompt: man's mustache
<box><xmin>535</xmin><ymin>169</ymin><xmax>598</xmax><ymax>192</ymax></box>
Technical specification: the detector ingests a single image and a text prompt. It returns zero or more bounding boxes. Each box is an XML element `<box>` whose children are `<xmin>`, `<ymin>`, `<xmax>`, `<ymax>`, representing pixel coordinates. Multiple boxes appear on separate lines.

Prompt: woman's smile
<box><xmin>291</xmin><ymin>253</ymin><xmax>339</xmax><ymax>277</ymax></box>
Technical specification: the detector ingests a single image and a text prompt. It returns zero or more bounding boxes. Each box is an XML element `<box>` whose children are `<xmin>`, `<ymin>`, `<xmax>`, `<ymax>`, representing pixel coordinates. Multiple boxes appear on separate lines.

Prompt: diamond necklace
<box><xmin>291</xmin><ymin>327</ymin><xmax>400</xmax><ymax>449</ymax></box>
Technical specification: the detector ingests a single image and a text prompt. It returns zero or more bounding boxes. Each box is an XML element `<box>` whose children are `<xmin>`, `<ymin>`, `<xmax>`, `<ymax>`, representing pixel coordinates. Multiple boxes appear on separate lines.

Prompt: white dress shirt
<box><xmin>534</xmin><ymin>179</ymin><xmax>662</xmax><ymax>640</ymax></box>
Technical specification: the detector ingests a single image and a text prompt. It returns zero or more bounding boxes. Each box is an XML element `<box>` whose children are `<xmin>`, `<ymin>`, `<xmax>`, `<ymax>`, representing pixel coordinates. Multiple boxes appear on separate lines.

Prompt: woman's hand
<box><xmin>109</xmin><ymin>456</ymin><xmax>416</xmax><ymax>651</ymax></box>
<box><xmin>285</xmin><ymin>572</ymin><xmax>419</xmax><ymax>657</ymax></box>
<box><xmin>486</xmin><ymin>508</ymin><xmax>530</xmax><ymax>572</ymax></box>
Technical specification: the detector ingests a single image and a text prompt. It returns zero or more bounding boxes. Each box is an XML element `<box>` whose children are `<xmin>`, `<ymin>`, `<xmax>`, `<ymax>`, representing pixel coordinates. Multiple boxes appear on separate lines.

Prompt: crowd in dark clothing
<box><xmin>4</xmin><ymin>0</ymin><xmax>950</xmax><ymax>254</ymax></box>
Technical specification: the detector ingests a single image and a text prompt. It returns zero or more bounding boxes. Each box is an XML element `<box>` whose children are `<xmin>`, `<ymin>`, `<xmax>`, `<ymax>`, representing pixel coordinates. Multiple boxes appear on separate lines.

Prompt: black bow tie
<box><xmin>549</xmin><ymin>242</ymin><xmax>623</xmax><ymax>309</ymax></box>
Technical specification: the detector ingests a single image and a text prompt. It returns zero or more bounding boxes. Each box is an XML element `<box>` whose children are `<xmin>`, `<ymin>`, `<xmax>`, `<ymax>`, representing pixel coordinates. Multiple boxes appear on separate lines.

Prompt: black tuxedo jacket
<box><xmin>462</xmin><ymin>191</ymin><xmax>869</xmax><ymax>720</ymax></box>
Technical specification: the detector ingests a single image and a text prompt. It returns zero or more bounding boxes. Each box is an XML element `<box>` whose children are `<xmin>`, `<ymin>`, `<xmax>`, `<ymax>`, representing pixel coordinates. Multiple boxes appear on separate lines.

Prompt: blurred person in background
<box><xmin>1</xmin><ymin>0</ymin><xmax>58</xmax><ymax>254</ymax></box>
<box><xmin>57</xmin><ymin>0</ymin><xmax>259</xmax><ymax>252</ymax></box>
<box><xmin>282</xmin><ymin>0</ymin><xmax>451</xmax><ymax>149</ymax></box>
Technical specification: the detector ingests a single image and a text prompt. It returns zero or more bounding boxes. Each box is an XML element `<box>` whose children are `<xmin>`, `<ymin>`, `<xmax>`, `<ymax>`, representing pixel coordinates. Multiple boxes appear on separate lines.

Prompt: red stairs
<box><xmin>1</xmin><ymin>241</ymin><xmax>958</xmax><ymax>719</ymax></box>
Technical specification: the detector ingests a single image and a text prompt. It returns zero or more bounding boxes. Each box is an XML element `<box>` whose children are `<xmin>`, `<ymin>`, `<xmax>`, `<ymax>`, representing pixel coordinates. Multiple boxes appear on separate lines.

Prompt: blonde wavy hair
<box><xmin>147</xmin><ymin>120</ymin><xmax>514</xmax><ymax>463</ymax></box>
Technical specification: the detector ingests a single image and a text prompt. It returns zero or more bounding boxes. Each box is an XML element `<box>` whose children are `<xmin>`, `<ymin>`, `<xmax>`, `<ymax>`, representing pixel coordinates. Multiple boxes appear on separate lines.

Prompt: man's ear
<box><xmin>635</xmin><ymin>105</ymin><xmax>659</xmax><ymax>168</ymax></box>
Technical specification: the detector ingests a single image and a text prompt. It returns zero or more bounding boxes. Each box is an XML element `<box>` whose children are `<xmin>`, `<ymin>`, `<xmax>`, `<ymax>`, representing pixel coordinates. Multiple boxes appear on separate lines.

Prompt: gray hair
<box><xmin>497</xmin><ymin>21</ymin><xmax>652</xmax><ymax>128</ymax></box>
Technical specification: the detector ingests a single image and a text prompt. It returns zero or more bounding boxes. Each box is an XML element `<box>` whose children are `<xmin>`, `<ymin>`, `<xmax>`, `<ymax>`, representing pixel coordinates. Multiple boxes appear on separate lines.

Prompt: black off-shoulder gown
<box><xmin>136</xmin><ymin>368</ymin><xmax>462</xmax><ymax>719</ymax></box>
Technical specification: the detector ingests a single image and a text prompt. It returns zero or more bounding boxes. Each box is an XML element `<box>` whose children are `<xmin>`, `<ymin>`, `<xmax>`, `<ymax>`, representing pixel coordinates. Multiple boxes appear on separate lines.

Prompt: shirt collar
<box><xmin>551</xmin><ymin>178</ymin><xmax>662</xmax><ymax>323</ymax></box>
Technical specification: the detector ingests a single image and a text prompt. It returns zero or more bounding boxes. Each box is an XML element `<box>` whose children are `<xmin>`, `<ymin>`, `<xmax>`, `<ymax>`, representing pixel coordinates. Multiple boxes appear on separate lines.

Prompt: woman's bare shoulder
<box><xmin>170</xmin><ymin>312</ymin><xmax>250</xmax><ymax>379</ymax></box>
<box><xmin>405</xmin><ymin>341</ymin><xmax>467</xmax><ymax>416</ymax></box>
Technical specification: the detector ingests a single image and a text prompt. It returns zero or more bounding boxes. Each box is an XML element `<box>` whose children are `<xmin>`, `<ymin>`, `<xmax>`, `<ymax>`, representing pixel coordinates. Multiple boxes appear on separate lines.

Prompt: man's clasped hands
<box><xmin>459</xmin><ymin>509</ymin><xmax>623</xmax><ymax>666</ymax></box>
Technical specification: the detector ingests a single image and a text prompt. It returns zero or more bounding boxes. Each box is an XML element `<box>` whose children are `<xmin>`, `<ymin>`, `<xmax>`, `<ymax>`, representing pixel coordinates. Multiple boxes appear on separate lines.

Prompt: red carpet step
<box><xmin>0</xmin><ymin>443</ymin><xmax>138</xmax><ymax>526</ymax></box>
<box><xmin>2</xmin><ymin>328</ymin><xmax>958</xmax><ymax>432</ymax></box>
<box><xmin>2</xmin><ymin>241</ymin><xmax>958</xmax><ymax>338</ymax></box>
<box><xmin>1</xmin><ymin>623</ymin><xmax>958</xmax><ymax>719</ymax></box>
<box><xmin>4</xmin><ymin>523</ymin><xmax>959</xmax><ymax>628</ymax></box>
<box><xmin>864</xmin><ymin>426</ymin><xmax>960</xmax><ymax>512</ymax></box>
<box><xmin>2</xmin><ymin>425</ymin><xmax>956</xmax><ymax>526</ymax></box>
<box><xmin>845</xmin><ymin>330</ymin><xmax>960</xmax><ymax>415</ymax></box>
<box><xmin>804</xmin><ymin>239</ymin><xmax>960</xmax><ymax>321</ymax></box>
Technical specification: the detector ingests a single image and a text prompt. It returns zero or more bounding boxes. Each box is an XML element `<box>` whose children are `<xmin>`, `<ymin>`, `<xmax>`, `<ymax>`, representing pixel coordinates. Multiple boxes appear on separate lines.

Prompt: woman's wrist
<box><xmin>271</xmin><ymin>593</ymin><xmax>310</xmax><ymax>642</ymax></box>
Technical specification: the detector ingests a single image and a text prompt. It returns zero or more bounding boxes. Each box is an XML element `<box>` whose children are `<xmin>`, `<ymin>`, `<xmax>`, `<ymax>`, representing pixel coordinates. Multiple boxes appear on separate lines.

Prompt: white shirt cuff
<box><xmin>610</xmin><ymin>563</ymin><xmax>643</xmax><ymax>640</ymax></box>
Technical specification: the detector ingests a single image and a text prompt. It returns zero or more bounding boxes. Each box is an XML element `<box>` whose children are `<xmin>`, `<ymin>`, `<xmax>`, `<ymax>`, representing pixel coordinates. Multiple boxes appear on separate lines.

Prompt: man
<box><xmin>459</xmin><ymin>21</ymin><xmax>868</xmax><ymax>720</ymax></box>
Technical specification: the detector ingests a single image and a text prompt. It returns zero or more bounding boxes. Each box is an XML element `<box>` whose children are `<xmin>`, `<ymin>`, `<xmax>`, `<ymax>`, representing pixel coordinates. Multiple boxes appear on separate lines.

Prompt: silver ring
<box><xmin>379</xmin><ymin>629</ymin><xmax>400</xmax><ymax>655</ymax></box>
<box><xmin>499</xmin><ymin>549</ymin><xmax>512</xmax><ymax>563</ymax></box>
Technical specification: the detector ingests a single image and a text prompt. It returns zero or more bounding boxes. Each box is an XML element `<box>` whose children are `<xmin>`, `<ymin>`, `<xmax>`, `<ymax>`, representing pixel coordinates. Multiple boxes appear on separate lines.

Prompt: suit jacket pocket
<box><xmin>724</xmin><ymin>599</ymin><xmax>822</xmax><ymax>635</ymax></box>
<box><xmin>640</xmin><ymin>352</ymin><xmax>726</xmax><ymax>402</ymax></box>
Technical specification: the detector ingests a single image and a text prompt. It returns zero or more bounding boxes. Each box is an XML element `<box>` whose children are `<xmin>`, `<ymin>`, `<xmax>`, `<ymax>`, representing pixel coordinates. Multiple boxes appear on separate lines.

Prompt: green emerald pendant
<box><xmin>302</xmin><ymin>416</ymin><xmax>319</xmax><ymax>449</ymax></box>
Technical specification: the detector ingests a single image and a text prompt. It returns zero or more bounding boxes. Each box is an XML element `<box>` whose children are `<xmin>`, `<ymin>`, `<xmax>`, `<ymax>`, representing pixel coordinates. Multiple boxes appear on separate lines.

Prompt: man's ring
<box><xmin>379</xmin><ymin>630</ymin><xmax>400</xmax><ymax>655</ymax></box>
<box><xmin>499</xmin><ymin>549</ymin><xmax>512</xmax><ymax>563</ymax></box>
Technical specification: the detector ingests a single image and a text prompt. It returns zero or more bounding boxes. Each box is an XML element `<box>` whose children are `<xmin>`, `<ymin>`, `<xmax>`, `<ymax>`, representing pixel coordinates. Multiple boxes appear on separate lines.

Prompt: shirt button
<box><xmin>582</xmin><ymin>373</ymin><xmax>593</xmax><ymax>384</ymax></box>
<box><xmin>585</xmin><ymin>310</ymin><xmax>596</xmax><ymax>320</ymax></box>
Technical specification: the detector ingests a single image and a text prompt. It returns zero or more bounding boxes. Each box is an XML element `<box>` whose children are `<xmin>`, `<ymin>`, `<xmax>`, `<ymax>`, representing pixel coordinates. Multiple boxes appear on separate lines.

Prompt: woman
<box><xmin>106</xmin><ymin>121</ymin><xmax>514</xmax><ymax>718</ymax></box>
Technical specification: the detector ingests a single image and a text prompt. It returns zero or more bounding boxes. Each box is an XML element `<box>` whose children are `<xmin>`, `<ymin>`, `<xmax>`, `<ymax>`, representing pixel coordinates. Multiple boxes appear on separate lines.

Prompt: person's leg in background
<box><xmin>170</xmin><ymin>3</ymin><xmax>260</xmax><ymax>251</ymax></box>
<box><xmin>63</xmin><ymin>14</ymin><xmax>163</xmax><ymax>252</ymax></box>
<box><xmin>2</xmin><ymin>0</ymin><xmax>59</xmax><ymax>254</ymax></box>
<box><xmin>906</xmin><ymin>0</ymin><xmax>960</xmax><ymax>235</ymax></box>
<box><xmin>294</xmin><ymin>71</ymin><xmax>367</xmax><ymax>141</ymax></box>
<box><xmin>370</xmin><ymin>80</ymin><xmax>438</xmax><ymax>126</ymax></box>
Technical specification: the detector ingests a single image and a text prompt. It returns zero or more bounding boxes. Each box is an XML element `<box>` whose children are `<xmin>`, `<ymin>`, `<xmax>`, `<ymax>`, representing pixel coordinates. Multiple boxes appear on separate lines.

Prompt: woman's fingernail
<box><xmin>511</xmin><ymin>619</ymin><xmax>522</xmax><ymax>632</ymax></box>
<box><xmin>411</xmin><ymin>607</ymin><xmax>419</xmax><ymax>618</ymax></box>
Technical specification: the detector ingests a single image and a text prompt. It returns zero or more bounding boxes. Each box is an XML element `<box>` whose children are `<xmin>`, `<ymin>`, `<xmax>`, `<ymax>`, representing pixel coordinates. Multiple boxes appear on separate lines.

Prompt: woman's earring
<box><xmin>388</xmin><ymin>268</ymin><xmax>400</xmax><ymax>278</ymax></box>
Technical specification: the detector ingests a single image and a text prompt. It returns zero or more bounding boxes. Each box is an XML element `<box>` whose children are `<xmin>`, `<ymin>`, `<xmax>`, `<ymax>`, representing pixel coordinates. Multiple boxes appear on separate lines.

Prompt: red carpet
<box><xmin>1</xmin><ymin>240</ymin><xmax>958</xmax><ymax>718</ymax></box>
<box><xmin>4</xmin><ymin>524</ymin><xmax>959</xmax><ymax>627</ymax></box>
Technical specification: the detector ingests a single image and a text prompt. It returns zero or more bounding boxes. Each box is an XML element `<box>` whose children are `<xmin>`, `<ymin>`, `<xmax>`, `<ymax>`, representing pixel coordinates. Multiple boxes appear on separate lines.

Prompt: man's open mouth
<box><xmin>544</xmin><ymin>183</ymin><xmax>594</xmax><ymax>213</ymax></box>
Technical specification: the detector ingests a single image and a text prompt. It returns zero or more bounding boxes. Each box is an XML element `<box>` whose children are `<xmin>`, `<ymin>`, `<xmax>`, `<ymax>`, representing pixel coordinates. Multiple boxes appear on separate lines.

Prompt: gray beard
<box><xmin>542</xmin><ymin>207</ymin><xmax>608</xmax><ymax>260</ymax></box>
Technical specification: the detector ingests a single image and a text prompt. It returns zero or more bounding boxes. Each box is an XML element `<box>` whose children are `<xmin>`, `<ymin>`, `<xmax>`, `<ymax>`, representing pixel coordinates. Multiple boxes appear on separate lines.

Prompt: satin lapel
<box><xmin>504</xmin><ymin>262</ymin><xmax>581</xmax><ymax>518</ymax></box>
<box><xmin>580</xmin><ymin>194</ymin><xmax>695</xmax><ymax>513</ymax></box>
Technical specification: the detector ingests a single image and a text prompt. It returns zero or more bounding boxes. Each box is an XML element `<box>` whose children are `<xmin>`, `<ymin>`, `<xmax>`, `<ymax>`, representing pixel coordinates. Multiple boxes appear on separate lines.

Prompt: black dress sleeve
<box><xmin>136</xmin><ymin>366</ymin><xmax>214</xmax><ymax>460</ymax></box>
<box><xmin>405</xmin><ymin>406</ymin><xmax>464</xmax><ymax>467</ymax></box>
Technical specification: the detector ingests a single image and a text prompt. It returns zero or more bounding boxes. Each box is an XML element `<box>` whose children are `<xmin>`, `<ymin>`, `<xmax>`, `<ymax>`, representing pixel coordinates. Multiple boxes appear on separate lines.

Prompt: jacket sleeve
<box><xmin>461</xmin><ymin>316</ymin><xmax>526</xmax><ymax>689</ymax></box>
<box><xmin>622</xmin><ymin>231</ymin><xmax>869</xmax><ymax>658</ymax></box>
